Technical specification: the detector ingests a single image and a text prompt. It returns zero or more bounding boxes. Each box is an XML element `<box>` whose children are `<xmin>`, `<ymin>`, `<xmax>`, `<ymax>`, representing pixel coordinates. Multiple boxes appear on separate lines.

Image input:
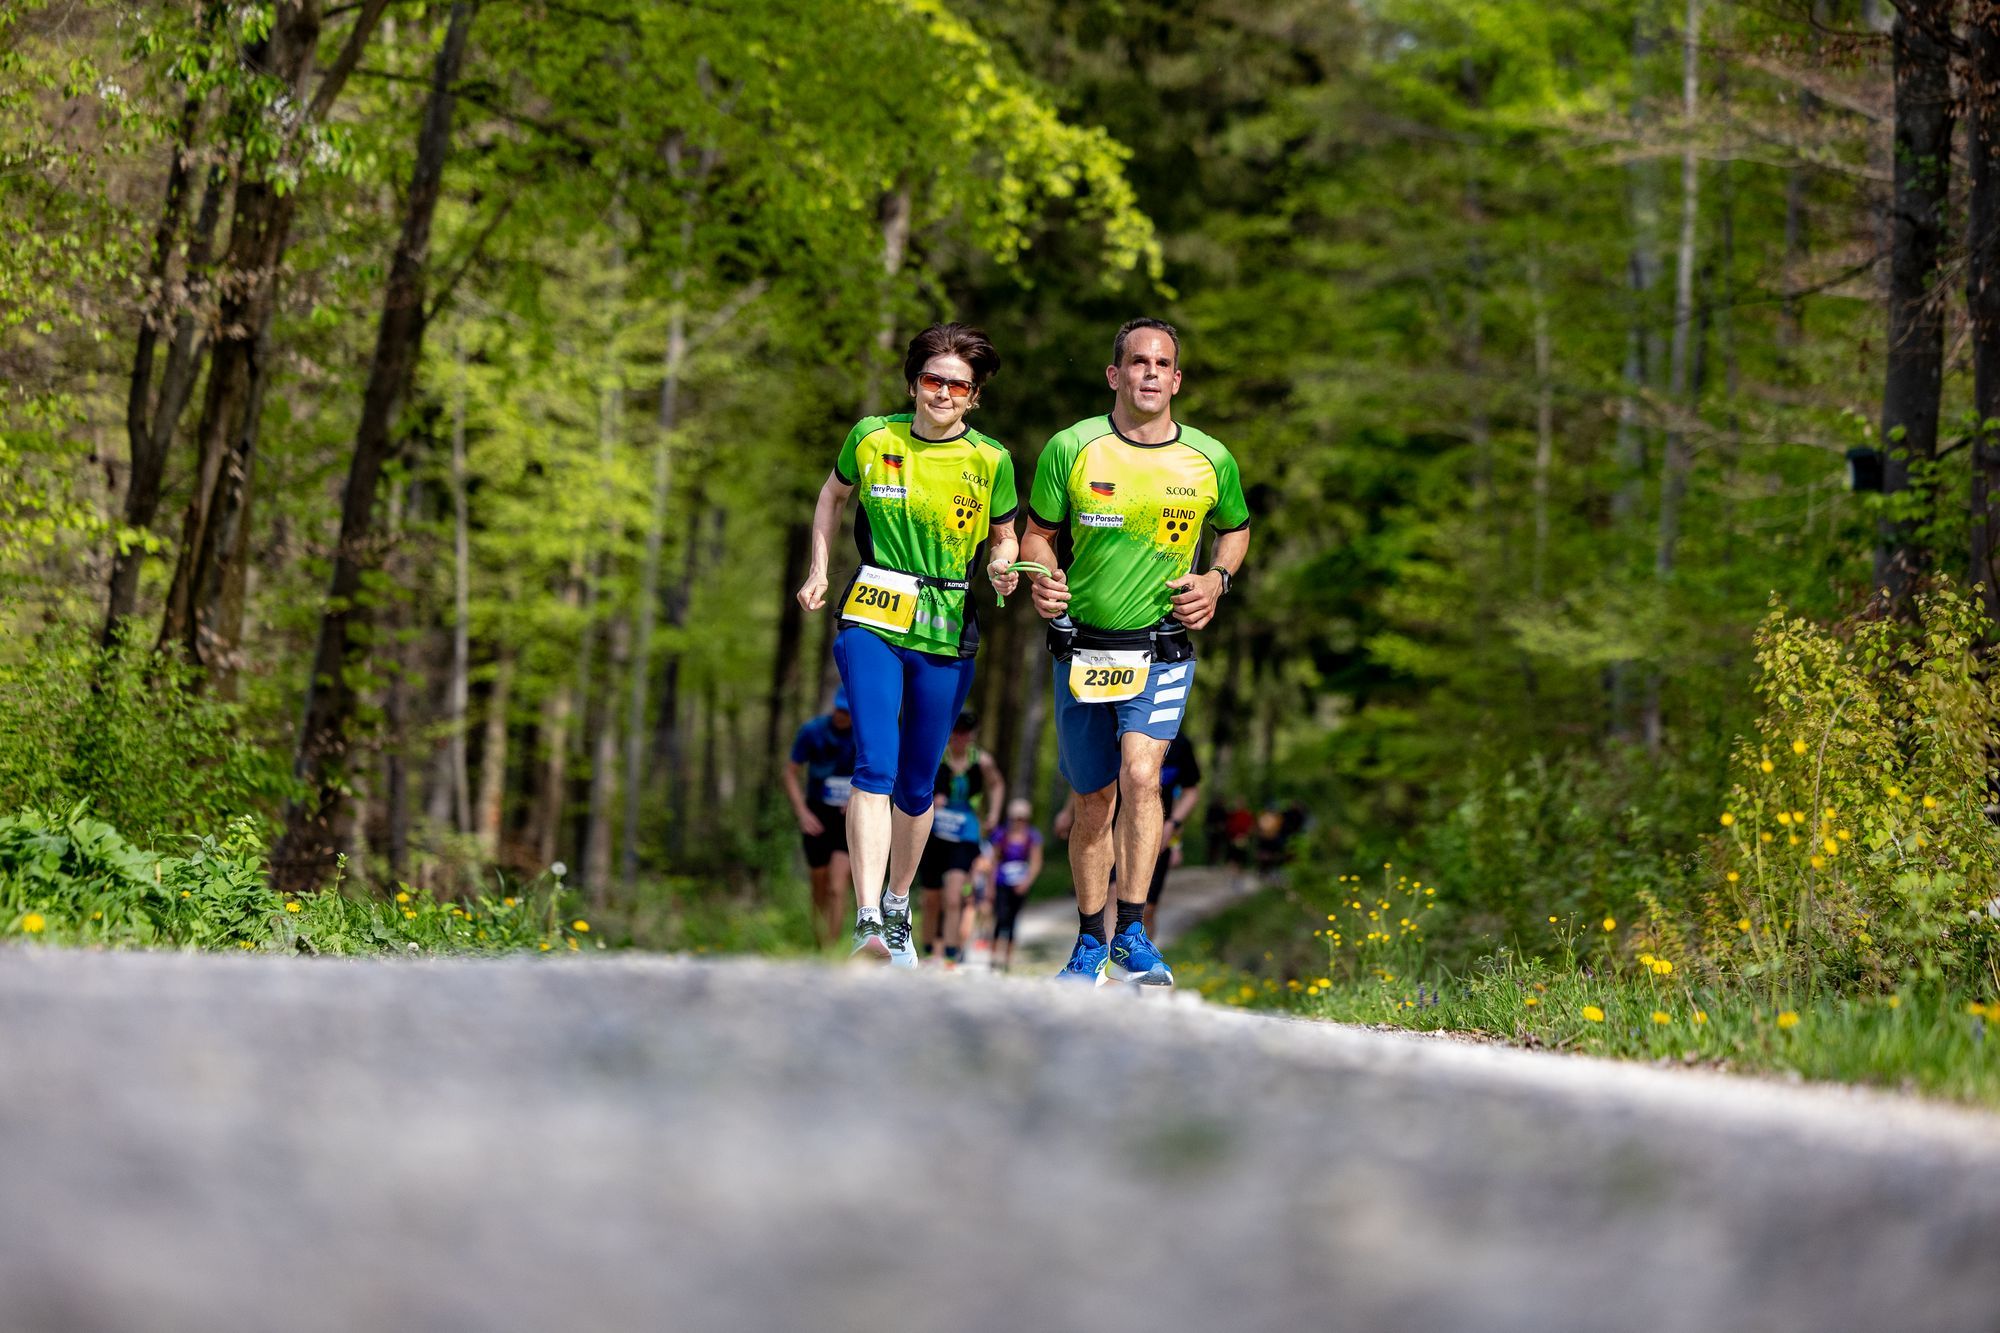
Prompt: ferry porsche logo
<box><xmin>1089</xmin><ymin>481</ymin><xmax>1116</xmax><ymax>497</ymax></box>
<box><xmin>1156</xmin><ymin>505</ymin><xmax>1199</xmax><ymax>546</ymax></box>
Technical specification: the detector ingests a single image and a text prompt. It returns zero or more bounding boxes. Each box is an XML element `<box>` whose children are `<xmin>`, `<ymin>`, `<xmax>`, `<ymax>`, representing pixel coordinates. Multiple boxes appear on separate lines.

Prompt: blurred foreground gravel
<box><xmin>0</xmin><ymin>949</ymin><xmax>1996</xmax><ymax>1333</ymax></box>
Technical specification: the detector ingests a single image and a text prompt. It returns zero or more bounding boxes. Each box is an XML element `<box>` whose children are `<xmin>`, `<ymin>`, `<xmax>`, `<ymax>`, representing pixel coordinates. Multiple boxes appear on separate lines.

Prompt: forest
<box><xmin>6</xmin><ymin>0</ymin><xmax>2000</xmax><ymax>1011</ymax></box>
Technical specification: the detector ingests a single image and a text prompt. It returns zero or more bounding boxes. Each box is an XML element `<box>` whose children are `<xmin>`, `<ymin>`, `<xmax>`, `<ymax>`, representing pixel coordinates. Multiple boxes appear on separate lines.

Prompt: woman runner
<box><xmin>795</xmin><ymin>324</ymin><xmax>1020</xmax><ymax>966</ymax></box>
<box><xmin>990</xmin><ymin>798</ymin><xmax>1044</xmax><ymax>973</ymax></box>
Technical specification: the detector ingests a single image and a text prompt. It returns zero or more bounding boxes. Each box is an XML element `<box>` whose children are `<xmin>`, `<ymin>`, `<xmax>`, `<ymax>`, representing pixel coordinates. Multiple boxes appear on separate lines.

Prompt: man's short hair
<box><xmin>903</xmin><ymin>322</ymin><xmax>1001</xmax><ymax>391</ymax></box>
<box><xmin>1112</xmin><ymin>317</ymin><xmax>1180</xmax><ymax>367</ymax></box>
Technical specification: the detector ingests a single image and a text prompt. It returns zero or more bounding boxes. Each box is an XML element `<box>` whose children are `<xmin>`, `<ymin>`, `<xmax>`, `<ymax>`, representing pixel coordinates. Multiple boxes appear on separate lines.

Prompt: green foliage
<box><xmin>0</xmin><ymin>805</ymin><xmax>582</xmax><ymax>955</ymax></box>
<box><xmin>1672</xmin><ymin>588</ymin><xmax>2000</xmax><ymax>994</ymax></box>
<box><xmin>0</xmin><ymin>623</ymin><xmax>291</xmax><ymax>844</ymax></box>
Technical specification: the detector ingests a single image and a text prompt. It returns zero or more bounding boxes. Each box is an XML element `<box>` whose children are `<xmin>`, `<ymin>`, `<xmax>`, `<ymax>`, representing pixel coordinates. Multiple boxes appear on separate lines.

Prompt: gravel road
<box><xmin>0</xmin><ymin>948</ymin><xmax>1996</xmax><ymax>1333</ymax></box>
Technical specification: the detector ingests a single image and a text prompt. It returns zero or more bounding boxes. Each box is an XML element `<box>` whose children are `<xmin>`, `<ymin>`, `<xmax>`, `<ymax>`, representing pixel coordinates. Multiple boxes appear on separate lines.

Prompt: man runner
<box><xmin>1144</xmin><ymin>732</ymin><xmax>1202</xmax><ymax>938</ymax></box>
<box><xmin>783</xmin><ymin>686</ymin><xmax>857</xmax><ymax>947</ymax></box>
<box><xmin>918</xmin><ymin>711</ymin><xmax>1004</xmax><ymax>966</ymax></box>
<box><xmin>1021</xmin><ymin>317</ymin><xmax>1250</xmax><ymax>986</ymax></box>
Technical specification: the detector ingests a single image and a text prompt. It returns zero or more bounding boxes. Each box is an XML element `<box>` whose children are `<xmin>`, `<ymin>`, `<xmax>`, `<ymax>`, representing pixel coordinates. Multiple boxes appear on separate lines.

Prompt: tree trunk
<box><xmin>157</xmin><ymin>0</ymin><xmax>388</xmax><ymax>674</ymax></box>
<box><xmin>383</xmin><ymin>478</ymin><xmax>413</xmax><ymax>885</ymax></box>
<box><xmin>620</xmin><ymin>248</ymin><xmax>689</xmax><ymax>887</ymax></box>
<box><xmin>585</xmin><ymin>617</ymin><xmax>626</xmax><ymax>903</ymax></box>
<box><xmin>1609</xmin><ymin>0</ymin><xmax>1661</xmax><ymax>738</ymax></box>
<box><xmin>1875</xmin><ymin>0</ymin><xmax>1957</xmax><ymax>612</ymax></box>
<box><xmin>762</xmin><ymin>520</ymin><xmax>811</xmax><ymax>793</ymax></box>
<box><xmin>1971</xmin><ymin>0</ymin><xmax>2000</xmax><ymax>625</ymax></box>
<box><xmin>110</xmin><ymin>34</ymin><xmax>225</xmax><ymax>645</ymax></box>
<box><xmin>1645</xmin><ymin>0</ymin><xmax>1700</xmax><ymax>753</ymax></box>
<box><xmin>1530</xmin><ymin>255</ymin><xmax>1554</xmax><ymax>600</ymax></box>
<box><xmin>448</xmin><ymin>339</ymin><xmax>473</xmax><ymax>835</ymax></box>
<box><xmin>272</xmin><ymin>1</ymin><xmax>476</xmax><ymax>894</ymax></box>
<box><xmin>659</xmin><ymin>474</ymin><xmax>705</xmax><ymax>861</ymax></box>
<box><xmin>475</xmin><ymin>649</ymin><xmax>514</xmax><ymax>861</ymax></box>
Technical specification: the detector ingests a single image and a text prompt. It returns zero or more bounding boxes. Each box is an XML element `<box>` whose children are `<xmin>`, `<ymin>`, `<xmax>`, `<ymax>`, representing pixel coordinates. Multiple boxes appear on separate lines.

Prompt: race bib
<box><xmin>820</xmin><ymin>775</ymin><xmax>853</xmax><ymax>807</ymax></box>
<box><xmin>997</xmin><ymin>859</ymin><xmax>1029</xmax><ymax>888</ymax></box>
<box><xmin>1070</xmin><ymin>649</ymin><xmax>1150</xmax><ymax>704</ymax></box>
<box><xmin>931</xmin><ymin>807</ymin><xmax>976</xmax><ymax>843</ymax></box>
<box><xmin>842</xmin><ymin>566</ymin><xmax>920</xmax><ymax>634</ymax></box>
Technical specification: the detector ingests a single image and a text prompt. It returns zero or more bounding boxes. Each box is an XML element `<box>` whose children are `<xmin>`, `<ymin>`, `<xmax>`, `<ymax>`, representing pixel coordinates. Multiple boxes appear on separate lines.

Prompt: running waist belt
<box><xmin>840</xmin><ymin>563</ymin><xmax>970</xmax><ymax>635</ymax></box>
<box><xmin>1045</xmin><ymin>615</ymin><xmax>1193</xmax><ymax>664</ymax></box>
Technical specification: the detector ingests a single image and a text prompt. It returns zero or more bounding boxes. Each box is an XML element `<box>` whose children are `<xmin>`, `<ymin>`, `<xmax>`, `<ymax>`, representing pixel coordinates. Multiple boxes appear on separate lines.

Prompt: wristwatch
<box><xmin>1213</xmin><ymin>566</ymin><xmax>1232</xmax><ymax>597</ymax></box>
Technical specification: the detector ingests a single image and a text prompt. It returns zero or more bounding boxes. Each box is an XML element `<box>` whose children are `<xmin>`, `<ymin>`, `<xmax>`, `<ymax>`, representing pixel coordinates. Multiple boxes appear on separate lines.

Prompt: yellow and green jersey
<box><xmin>835</xmin><ymin>414</ymin><xmax>1018</xmax><ymax>657</ymax></box>
<box><xmin>1028</xmin><ymin>415</ymin><xmax>1249</xmax><ymax>632</ymax></box>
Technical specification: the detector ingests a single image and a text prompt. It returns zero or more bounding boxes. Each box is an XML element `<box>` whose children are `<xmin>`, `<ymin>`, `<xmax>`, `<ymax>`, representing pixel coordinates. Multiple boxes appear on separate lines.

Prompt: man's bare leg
<box><xmin>888</xmin><ymin>805</ymin><xmax>932</xmax><ymax>899</ymax></box>
<box><xmin>808</xmin><ymin>864</ymin><xmax>833</xmax><ymax>947</ymax></box>
<box><xmin>1069</xmin><ymin>779</ymin><xmax>1119</xmax><ymax>941</ymax></box>
<box><xmin>845</xmin><ymin>792</ymin><xmax>893</xmax><ymax>959</ymax></box>
<box><xmin>1113</xmin><ymin>733</ymin><xmax>1170</xmax><ymax>932</ymax></box>
<box><xmin>822</xmin><ymin>852</ymin><xmax>851</xmax><ymax>945</ymax></box>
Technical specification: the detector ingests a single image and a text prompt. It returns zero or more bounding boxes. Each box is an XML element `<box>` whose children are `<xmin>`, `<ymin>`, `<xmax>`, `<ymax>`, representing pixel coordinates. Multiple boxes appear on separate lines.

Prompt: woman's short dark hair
<box><xmin>904</xmin><ymin>323</ymin><xmax>1001</xmax><ymax>392</ymax></box>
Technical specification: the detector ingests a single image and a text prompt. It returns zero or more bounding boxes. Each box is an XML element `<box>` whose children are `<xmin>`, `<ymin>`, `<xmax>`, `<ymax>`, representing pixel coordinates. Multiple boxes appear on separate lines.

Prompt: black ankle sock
<box><xmin>1078</xmin><ymin>906</ymin><xmax>1104</xmax><ymax>943</ymax></box>
<box><xmin>1115</xmin><ymin>899</ymin><xmax>1145</xmax><ymax>936</ymax></box>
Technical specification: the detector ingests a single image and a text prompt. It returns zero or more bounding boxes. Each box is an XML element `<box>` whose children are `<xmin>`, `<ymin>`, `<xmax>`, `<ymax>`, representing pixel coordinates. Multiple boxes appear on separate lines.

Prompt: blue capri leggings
<box><xmin>832</xmin><ymin>626</ymin><xmax>978</xmax><ymax>817</ymax></box>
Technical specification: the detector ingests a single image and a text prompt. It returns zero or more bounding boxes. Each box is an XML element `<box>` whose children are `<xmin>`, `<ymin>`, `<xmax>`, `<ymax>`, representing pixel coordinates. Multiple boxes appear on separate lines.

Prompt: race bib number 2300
<box><xmin>1070</xmin><ymin>648</ymin><xmax>1150</xmax><ymax>704</ymax></box>
<box><xmin>842</xmin><ymin>566</ymin><xmax>920</xmax><ymax>634</ymax></box>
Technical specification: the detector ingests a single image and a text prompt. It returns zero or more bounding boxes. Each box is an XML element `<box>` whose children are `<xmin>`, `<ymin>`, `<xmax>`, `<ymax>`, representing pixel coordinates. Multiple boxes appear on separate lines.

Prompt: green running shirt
<box><xmin>834</xmin><ymin>414</ymin><xmax>1018</xmax><ymax>658</ymax></box>
<box><xmin>1028</xmin><ymin>415</ymin><xmax>1249</xmax><ymax>632</ymax></box>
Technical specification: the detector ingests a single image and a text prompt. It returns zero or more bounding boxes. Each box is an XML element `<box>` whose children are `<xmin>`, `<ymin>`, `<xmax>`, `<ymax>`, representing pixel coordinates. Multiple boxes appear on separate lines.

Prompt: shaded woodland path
<box><xmin>0</xmin><ymin>948</ymin><xmax>1996</xmax><ymax>1332</ymax></box>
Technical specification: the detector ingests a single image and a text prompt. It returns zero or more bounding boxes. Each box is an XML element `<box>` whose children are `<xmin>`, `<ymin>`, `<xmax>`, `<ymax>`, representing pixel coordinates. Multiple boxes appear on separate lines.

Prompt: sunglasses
<box><xmin>916</xmin><ymin>371</ymin><xmax>975</xmax><ymax>400</ymax></box>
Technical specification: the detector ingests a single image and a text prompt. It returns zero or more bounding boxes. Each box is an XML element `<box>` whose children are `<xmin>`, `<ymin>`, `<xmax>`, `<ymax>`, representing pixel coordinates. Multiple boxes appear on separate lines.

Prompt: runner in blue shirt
<box><xmin>784</xmin><ymin>687</ymin><xmax>856</xmax><ymax>947</ymax></box>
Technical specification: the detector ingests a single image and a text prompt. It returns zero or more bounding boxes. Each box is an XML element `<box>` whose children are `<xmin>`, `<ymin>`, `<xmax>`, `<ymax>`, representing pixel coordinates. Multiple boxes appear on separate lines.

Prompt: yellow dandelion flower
<box><xmin>403</xmin><ymin>909</ymin><xmax>417</xmax><ymax>920</ymax></box>
<box><xmin>90</xmin><ymin>911</ymin><xmax>101</xmax><ymax>920</ymax></box>
<box><xmin>1809</xmin><ymin>855</ymin><xmax>1825</xmax><ymax>870</ymax></box>
<box><xmin>1776</xmin><ymin>812</ymin><xmax>1792</xmax><ymax>826</ymax></box>
<box><xmin>1821</xmin><ymin>837</ymin><xmax>1838</xmax><ymax>855</ymax></box>
<box><xmin>1838</xmin><ymin>825</ymin><xmax>1854</xmax><ymax>839</ymax></box>
<box><xmin>1791</xmin><ymin>739</ymin><xmax>1808</xmax><ymax>755</ymax></box>
<box><xmin>1922</xmin><ymin>795</ymin><xmax>1938</xmax><ymax>810</ymax></box>
<box><xmin>1759</xmin><ymin>832</ymin><xmax>1773</xmax><ymax>843</ymax></box>
<box><xmin>1792</xmin><ymin>810</ymin><xmax>1807</xmax><ymax>823</ymax></box>
<box><xmin>1651</xmin><ymin>1010</ymin><xmax>1671</xmax><ymax>1025</ymax></box>
<box><xmin>1886</xmin><ymin>995</ymin><xmax>1901</xmax><ymax>1009</ymax></box>
<box><xmin>503</xmin><ymin>896</ymin><xmax>516</xmax><ymax>907</ymax></box>
<box><xmin>1822</xmin><ymin>806</ymin><xmax>1837</xmax><ymax>821</ymax></box>
<box><xmin>1639</xmin><ymin>952</ymin><xmax>1656</xmax><ymax>966</ymax></box>
<box><xmin>285</xmin><ymin>901</ymin><xmax>301</xmax><ymax>913</ymax></box>
<box><xmin>1326</xmin><ymin>914</ymin><xmax>1337</xmax><ymax>922</ymax></box>
<box><xmin>180</xmin><ymin>890</ymin><xmax>191</xmax><ymax>899</ymax></box>
<box><xmin>1524</xmin><ymin>996</ymin><xmax>1540</xmax><ymax>1006</ymax></box>
<box><xmin>395</xmin><ymin>891</ymin><xmax>410</xmax><ymax>904</ymax></box>
<box><xmin>1759</xmin><ymin>759</ymin><xmax>1774</xmax><ymax>774</ymax></box>
<box><xmin>1548</xmin><ymin>915</ymin><xmax>1558</xmax><ymax>923</ymax></box>
<box><xmin>21</xmin><ymin>913</ymin><xmax>44</xmax><ymax>934</ymax></box>
<box><xmin>572</xmin><ymin>920</ymin><xmax>590</xmax><ymax>933</ymax></box>
<box><xmin>1719</xmin><ymin>812</ymin><xmax>1736</xmax><ymax>827</ymax></box>
<box><xmin>1602</xmin><ymin>916</ymin><xmax>1616</xmax><ymax>931</ymax></box>
<box><xmin>1788</xmin><ymin>834</ymin><xmax>1801</xmax><ymax>846</ymax></box>
<box><xmin>1776</xmin><ymin>1010</ymin><xmax>1800</xmax><ymax>1030</ymax></box>
<box><xmin>1737</xmin><ymin>918</ymin><xmax>1751</xmax><ymax>933</ymax></box>
<box><xmin>1582</xmin><ymin>1005</ymin><xmax>1606</xmax><ymax>1022</ymax></box>
<box><xmin>1424</xmin><ymin>887</ymin><xmax>1435</xmax><ymax>896</ymax></box>
<box><xmin>1886</xmin><ymin>785</ymin><xmax>1902</xmax><ymax>799</ymax></box>
<box><xmin>1653</xmin><ymin>959</ymin><xmax>1674</xmax><ymax>975</ymax></box>
<box><xmin>1725</xmin><ymin>871</ymin><xmax>1740</xmax><ymax>883</ymax></box>
<box><xmin>1692</xmin><ymin>1010</ymin><xmax>1708</xmax><ymax>1025</ymax></box>
<box><xmin>538</xmin><ymin>941</ymin><xmax>552</xmax><ymax>952</ymax></box>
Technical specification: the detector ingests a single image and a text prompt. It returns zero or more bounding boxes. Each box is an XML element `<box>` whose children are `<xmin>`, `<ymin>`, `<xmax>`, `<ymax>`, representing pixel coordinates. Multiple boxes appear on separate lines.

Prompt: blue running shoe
<box><xmin>1109</xmin><ymin>923</ymin><xmax>1174</xmax><ymax>987</ymax></box>
<box><xmin>1054</xmin><ymin>933</ymin><xmax>1109</xmax><ymax>986</ymax></box>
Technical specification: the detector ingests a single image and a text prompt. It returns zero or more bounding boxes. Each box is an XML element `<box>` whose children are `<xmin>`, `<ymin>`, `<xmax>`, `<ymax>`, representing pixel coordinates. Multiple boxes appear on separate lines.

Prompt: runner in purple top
<box><xmin>989</xmin><ymin>798</ymin><xmax>1044</xmax><ymax>973</ymax></box>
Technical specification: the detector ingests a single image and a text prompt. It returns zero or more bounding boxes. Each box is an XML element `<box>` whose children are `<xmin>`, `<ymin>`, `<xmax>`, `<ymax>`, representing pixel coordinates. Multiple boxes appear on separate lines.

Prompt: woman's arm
<box><xmin>985</xmin><ymin>514</ymin><xmax>1022</xmax><ymax>596</ymax></box>
<box><xmin>797</xmin><ymin>472</ymin><xmax>854</xmax><ymax>610</ymax></box>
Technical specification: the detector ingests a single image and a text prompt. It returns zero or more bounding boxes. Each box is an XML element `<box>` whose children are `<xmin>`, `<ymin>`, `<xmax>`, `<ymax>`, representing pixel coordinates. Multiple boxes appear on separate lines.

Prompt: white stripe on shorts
<box><xmin>1147</xmin><ymin>707</ymin><xmax>1182</xmax><ymax>725</ymax></box>
<box><xmin>1157</xmin><ymin>665</ymin><xmax>1188</xmax><ymax>685</ymax></box>
<box><xmin>1154</xmin><ymin>686</ymin><xmax>1187</xmax><ymax>702</ymax></box>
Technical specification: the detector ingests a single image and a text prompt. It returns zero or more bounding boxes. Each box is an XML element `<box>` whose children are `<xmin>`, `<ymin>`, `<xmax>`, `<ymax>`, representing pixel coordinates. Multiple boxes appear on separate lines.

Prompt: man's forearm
<box><xmin>1210</xmin><ymin>527</ymin><xmax>1249</xmax><ymax>580</ymax></box>
<box><xmin>1019</xmin><ymin>525</ymin><xmax>1058</xmax><ymax>571</ymax></box>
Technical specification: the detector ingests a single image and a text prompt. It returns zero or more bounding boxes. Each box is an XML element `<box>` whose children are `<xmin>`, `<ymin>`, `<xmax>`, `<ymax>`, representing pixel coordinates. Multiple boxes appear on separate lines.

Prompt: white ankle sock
<box><xmin>856</xmin><ymin>906</ymin><xmax>883</xmax><ymax>925</ymax></box>
<box><xmin>883</xmin><ymin>891</ymin><xmax>909</xmax><ymax>915</ymax></box>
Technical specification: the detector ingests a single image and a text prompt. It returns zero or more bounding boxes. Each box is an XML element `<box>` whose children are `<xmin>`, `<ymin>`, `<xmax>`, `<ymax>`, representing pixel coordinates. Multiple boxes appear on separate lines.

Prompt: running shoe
<box><xmin>1108</xmin><ymin>922</ymin><xmax>1174</xmax><ymax>987</ymax></box>
<box><xmin>882</xmin><ymin>906</ymin><xmax>919</xmax><ymax>969</ymax></box>
<box><xmin>851</xmin><ymin>918</ymin><xmax>890</xmax><ymax>963</ymax></box>
<box><xmin>1054</xmin><ymin>933</ymin><xmax>1109</xmax><ymax>986</ymax></box>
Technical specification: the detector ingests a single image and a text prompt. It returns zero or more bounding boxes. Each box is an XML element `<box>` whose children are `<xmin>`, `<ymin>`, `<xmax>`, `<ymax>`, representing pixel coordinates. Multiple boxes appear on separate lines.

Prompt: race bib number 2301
<box><xmin>843</xmin><ymin>567</ymin><xmax>920</xmax><ymax>634</ymax></box>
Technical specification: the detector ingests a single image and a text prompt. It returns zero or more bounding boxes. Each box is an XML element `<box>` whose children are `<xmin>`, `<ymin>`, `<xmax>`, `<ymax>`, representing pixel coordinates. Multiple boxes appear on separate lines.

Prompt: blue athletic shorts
<box><xmin>832</xmin><ymin>626</ymin><xmax>977</xmax><ymax>817</ymax></box>
<box><xmin>1053</xmin><ymin>656</ymin><xmax>1197</xmax><ymax>796</ymax></box>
